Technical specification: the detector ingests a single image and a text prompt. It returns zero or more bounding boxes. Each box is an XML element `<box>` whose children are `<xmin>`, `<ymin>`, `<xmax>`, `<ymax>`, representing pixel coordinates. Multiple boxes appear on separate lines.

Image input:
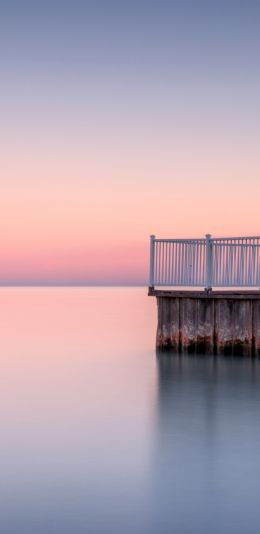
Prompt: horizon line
<box><xmin>0</xmin><ymin>283</ymin><xmax>147</xmax><ymax>288</ymax></box>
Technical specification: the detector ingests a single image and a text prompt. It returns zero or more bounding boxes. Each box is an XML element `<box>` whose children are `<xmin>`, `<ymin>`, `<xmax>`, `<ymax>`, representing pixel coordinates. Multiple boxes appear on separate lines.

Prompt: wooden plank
<box><xmin>148</xmin><ymin>288</ymin><xmax>260</xmax><ymax>300</ymax></box>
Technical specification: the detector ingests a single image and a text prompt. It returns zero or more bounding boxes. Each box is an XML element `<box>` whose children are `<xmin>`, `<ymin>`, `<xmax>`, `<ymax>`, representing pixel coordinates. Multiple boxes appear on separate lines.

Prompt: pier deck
<box><xmin>149</xmin><ymin>288</ymin><xmax>260</xmax><ymax>299</ymax></box>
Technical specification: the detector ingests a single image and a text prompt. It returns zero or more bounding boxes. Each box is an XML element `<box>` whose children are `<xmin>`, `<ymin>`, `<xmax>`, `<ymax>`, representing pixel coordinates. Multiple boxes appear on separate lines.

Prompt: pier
<box><xmin>148</xmin><ymin>235</ymin><xmax>260</xmax><ymax>355</ymax></box>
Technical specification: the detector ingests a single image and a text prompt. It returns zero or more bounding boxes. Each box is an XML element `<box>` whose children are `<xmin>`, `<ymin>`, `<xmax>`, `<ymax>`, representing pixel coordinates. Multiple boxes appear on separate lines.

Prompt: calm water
<box><xmin>1</xmin><ymin>287</ymin><xmax>260</xmax><ymax>533</ymax></box>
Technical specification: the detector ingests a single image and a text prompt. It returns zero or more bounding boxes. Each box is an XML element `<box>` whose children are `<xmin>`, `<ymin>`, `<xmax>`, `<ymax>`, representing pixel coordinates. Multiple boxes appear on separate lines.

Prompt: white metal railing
<box><xmin>149</xmin><ymin>234</ymin><xmax>260</xmax><ymax>289</ymax></box>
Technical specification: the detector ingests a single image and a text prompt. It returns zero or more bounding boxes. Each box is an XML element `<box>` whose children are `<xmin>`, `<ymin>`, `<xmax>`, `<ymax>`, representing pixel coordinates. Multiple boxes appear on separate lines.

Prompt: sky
<box><xmin>1</xmin><ymin>0</ymin><xmax>260</xmax><ymax>285</ymax></box>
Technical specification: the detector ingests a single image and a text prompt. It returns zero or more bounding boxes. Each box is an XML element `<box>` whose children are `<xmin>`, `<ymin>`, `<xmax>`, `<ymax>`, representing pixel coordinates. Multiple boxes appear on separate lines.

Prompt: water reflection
<box><xmin>0</xmin><ymin>288</ymin><xmax>157</xmax><ymax>534</ymax></box>
<box><xmin>153</xmin><ymin>353</ymin><xmax>260</xmax><ymax>534</ymax></box>
<box><xmin>1</xmin><ymin>288</ymin><xmax>260</xmax><ymax>533</ymax></box>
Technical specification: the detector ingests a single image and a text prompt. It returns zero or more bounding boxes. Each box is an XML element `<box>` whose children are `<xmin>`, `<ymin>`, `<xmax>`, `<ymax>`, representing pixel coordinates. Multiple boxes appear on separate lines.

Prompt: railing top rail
<box><xmin>154</xmin><ymin>238</ymin><xmax>205</xmax><ymax>243</ymax></box>
<box><xmin>153</xmin><ymin>236</ymin><xmax>260</xmax><ymax>246</ymax></box>
<box><xmin>212</xmin><ymin>236</ymin><xmax>260</xmax><ymax>241</ymax></box>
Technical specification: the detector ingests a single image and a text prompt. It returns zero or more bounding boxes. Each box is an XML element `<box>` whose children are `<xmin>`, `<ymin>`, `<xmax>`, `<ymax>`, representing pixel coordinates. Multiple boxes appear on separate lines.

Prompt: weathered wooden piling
<box><xmin>149</xmin><ymin>290</ymin><xmax>260</xmax><ymax>356</ymax></box>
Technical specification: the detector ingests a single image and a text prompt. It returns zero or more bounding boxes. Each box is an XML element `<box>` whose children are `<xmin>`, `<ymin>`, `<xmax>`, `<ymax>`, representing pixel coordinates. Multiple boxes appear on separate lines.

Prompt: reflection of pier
<box><xmin>151</xmin><ymin>354</ymin><xmax>260</xmax><ymax>533</ymax></box>
<box><xmin>148</xmin><ymin>235</ymin><xmax>260</xmax><ymax>355</ymax></box>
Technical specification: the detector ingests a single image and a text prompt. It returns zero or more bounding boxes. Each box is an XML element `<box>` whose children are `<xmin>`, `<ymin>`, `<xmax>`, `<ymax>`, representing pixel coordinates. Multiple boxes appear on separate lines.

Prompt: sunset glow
<box><xmin>1</xmin><ymin>1</ymin><xmax>260</xmax><ymax>284</ymax></box>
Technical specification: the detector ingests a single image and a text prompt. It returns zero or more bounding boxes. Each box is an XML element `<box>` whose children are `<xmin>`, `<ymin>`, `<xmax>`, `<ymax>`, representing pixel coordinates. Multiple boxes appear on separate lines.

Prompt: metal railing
<box><xmin>149</xmin><ymin>234</ymin><xmax>260</xmax><ymax>289</ymax></box>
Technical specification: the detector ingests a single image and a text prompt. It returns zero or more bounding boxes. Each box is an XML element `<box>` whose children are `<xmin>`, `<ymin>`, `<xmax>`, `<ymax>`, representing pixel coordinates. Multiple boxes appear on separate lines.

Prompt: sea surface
<box><xmin>1</xmin><ymin>287</ymin><xmax>260</xmax><ymax>534</ymax></box>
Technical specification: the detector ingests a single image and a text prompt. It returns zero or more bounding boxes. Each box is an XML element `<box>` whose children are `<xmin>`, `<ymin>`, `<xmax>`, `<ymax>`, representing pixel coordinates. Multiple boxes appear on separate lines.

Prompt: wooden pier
<box><xmin>148</xmin><ymin>235</ymin><xmax>260</xmax><ymax>356</ymax></box>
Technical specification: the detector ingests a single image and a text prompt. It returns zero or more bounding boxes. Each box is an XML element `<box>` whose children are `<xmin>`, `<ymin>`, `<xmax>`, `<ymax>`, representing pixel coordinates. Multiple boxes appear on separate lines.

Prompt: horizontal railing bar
<box><xmin>152</xmin><ymin>282</ymin><xmax>209</xmax><ymax>287</ymax></box>
<box><xmin>154</xmin><ymin>238</ymin><xmax>260</xmax><ymax>244</ymax></box>
<box><xmin>212</xmin><ymin>236</ymin><xmax>260</xmax><ymax>241</ymax></box>
<box><xmin>154</xmin><ymin>239</ymin><xmax>205</xmax><ymax>243</ymax></box>
<box><xmin>213</xmin><ymin>285</ymin><xmax>260</xmax><ymax>287</ymax></box>
<box><xmin>155</xmin><ymin>241</ymin><xmax>260</xmax><ymax>247</ymax></box>
<box><xmin>213</xmin><ymin>243</ymin><xmax>260</xmax><ymax>247</ymax></box>
<box><xmin>154</xmin><ymin>284</ymin><xmax>260</xmax><ymax>287</ymax></box>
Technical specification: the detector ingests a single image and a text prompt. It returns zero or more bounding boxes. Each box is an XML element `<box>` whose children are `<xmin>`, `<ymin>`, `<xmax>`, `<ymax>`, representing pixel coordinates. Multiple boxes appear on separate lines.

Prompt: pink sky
<box><xmin>1</xmin><ymin>151</ymin><xmax>259</xmax><ymax>284</ymax></box>
<box><xmin>1</xmin><ymin>2</ymin><xmax>260</xmax><ymax>284</ymax></box>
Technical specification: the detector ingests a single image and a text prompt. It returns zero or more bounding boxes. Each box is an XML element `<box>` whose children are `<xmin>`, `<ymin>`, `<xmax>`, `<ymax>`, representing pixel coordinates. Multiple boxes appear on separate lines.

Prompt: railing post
<box><xmin>205</xmin><ymin>234</ymin><xmax>212</xmax><ymax>291</ymax></box>
<box><xmin>149</xmin><ymin>235</ymin><xmax>156</xmax><ymax>290</ymax></box>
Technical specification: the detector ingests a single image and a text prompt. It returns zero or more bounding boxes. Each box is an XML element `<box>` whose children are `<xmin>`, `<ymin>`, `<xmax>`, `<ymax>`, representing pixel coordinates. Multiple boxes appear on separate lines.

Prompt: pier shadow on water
<box><xmin>151</xmin><ymin>351</ymin><xmax>260</xmax><ymax>534</ymax></box>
